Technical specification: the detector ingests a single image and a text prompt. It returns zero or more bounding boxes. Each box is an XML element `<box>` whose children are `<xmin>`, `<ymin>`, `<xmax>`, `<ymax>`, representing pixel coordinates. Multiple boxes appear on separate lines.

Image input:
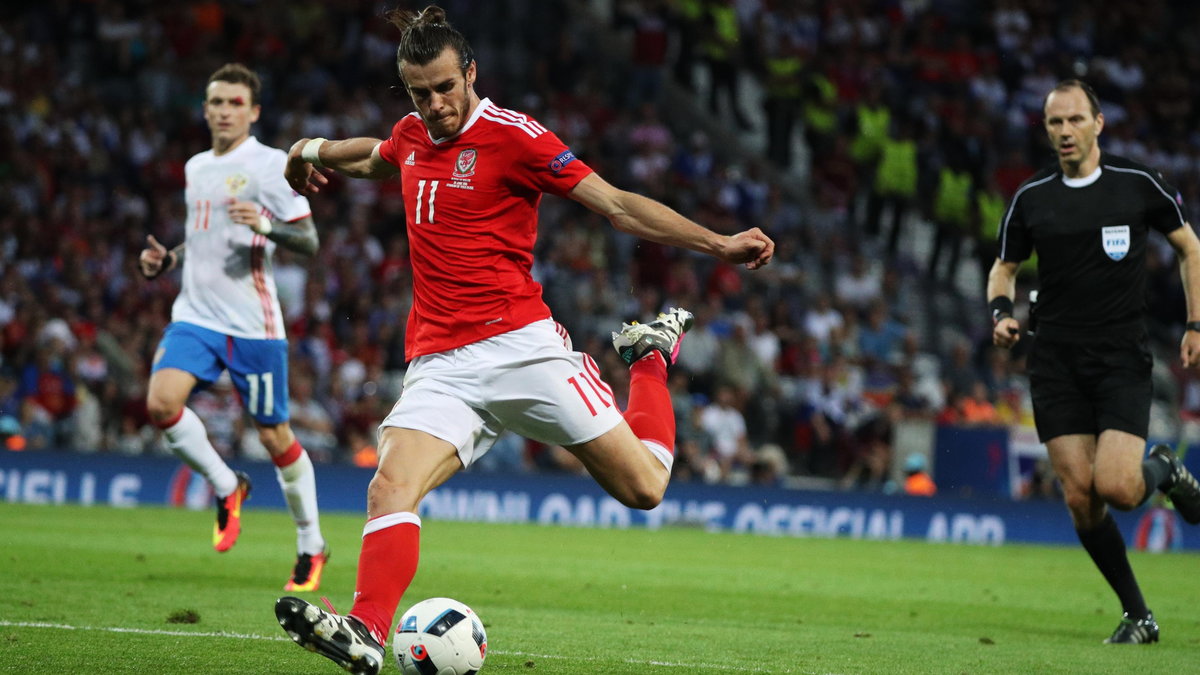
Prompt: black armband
<box><xmin>989</xmin><ymin>296</ymin><xmax>1014</xmax><ymax>324</ymax></box>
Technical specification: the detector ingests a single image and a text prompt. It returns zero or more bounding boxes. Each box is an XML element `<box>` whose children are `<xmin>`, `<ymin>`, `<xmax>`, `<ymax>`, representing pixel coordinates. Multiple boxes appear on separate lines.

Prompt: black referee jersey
<box><xmin>997</xmin><ymin>153</ymin><xmax>1189</xmax><ymax>340</ymax></box>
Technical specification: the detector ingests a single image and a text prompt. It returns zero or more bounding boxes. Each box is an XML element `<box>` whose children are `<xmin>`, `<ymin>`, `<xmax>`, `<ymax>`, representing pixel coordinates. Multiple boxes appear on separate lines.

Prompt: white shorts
<box><xmin>381</xmin><ymin>319</ymin><xmax>625</xmax><ymax>467</ymax></box>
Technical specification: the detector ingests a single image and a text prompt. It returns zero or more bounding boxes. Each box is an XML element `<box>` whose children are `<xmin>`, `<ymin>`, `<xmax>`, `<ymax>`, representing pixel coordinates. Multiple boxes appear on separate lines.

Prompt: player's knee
<box><xmin>367</xmin><ymin>467</ymin><xmax>423</xmax><ymax>513</ymax></box>
<box><xmin>1094</xmin><ymin>476</ymin><xmax>1140</xmax><ymax>511</ymax></box>
<box><xmin>1062</xmin><ymin>488</ymin><xmax>1098</xmax><ymax>522</ymax></box>
<box><xmin>145</xmin><ymin>394</ymin><xmax>181</xmax><ymax>425</ymax></box>
<box><xmin>619</xmin><ymin>473</ymin><xmax>668</xmax><ymax>510</ymax></box>
<box><xmin>626</xmin><ymin>490</ymin><xmax>664</xmax><ymax>511</ymax></box>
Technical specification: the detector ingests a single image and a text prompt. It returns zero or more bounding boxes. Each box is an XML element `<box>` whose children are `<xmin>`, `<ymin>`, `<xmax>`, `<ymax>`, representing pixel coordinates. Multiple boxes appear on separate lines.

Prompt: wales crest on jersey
<box><xmin>453</xmin><ymin>148</ymin><xmax>478</xmax><ymax>178</ymax></box>
<box><xmin>1101</xmin><ymin>225</ymin><xmax>1130</xmax><ymax>261</ymax></box>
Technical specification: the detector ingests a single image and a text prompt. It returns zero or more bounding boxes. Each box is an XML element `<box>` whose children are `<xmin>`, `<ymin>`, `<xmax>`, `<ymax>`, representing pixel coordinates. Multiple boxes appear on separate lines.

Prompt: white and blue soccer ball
<box><xmin>393</xmin><ymin>597</ymin><xmax>487</xmax><ymax>675</ymax></box>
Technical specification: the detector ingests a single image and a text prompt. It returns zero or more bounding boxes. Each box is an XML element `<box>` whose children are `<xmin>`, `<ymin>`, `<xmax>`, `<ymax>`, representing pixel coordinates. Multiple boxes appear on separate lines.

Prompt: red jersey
<box><xmin>378</xmin><ymin>98</ymin><xmax>594</xmax><ymax>360</ymax></box>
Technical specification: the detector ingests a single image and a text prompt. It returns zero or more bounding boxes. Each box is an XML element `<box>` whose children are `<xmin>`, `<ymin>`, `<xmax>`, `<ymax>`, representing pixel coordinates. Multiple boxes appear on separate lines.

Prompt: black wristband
<box><xmin>1187</xmin><ymin>321</ymin><xmax>1200</xmax><ymax>332</ymax></box>
<box><xmin>989</xmin><ymin>296</ymin><xmax>1014</xmax><ymax>324</ymax></box>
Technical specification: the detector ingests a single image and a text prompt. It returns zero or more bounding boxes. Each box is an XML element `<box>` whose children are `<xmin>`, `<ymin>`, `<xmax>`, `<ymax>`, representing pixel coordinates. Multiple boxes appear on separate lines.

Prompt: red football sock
<box><xmin>622</xmin><ymin>351</ymin><xmax>675</xmax><ymax>454</ymax></box>
<box><xmin>271</xmin><ymin>438</ymin><xmax>303</xmax><ymax>468</ymax></box>
<box><xmin>348</xmin><ymin>512</ymin><xmax>421</xmax><ymax>645</ymax></box>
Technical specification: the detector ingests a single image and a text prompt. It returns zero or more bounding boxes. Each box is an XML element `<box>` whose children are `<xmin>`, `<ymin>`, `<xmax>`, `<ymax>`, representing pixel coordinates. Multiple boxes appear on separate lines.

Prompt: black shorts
<box><xmin>1028</xmin><ymin>334</ymin><xmax>1152</xmax><ymax>443</ymax></box>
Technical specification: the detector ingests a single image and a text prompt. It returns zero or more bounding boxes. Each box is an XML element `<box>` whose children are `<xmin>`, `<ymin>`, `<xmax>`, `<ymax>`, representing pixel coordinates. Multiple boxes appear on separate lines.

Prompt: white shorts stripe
<box><xmin>582</xmin><ymin>354</ymin><xmax>614</xmax><ymax>406</ymax></box>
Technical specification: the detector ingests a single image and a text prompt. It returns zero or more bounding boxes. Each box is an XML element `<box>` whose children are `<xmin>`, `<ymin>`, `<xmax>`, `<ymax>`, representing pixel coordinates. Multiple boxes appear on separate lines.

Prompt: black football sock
<box><xmin>1077</xmin><ymin>512</ymin><xmax>1149</xmax><ymax>619</ymax></box>
<box><xmin>1140</xmin><ymin>454</ymin><xmax>1172</xmax><ymax>505</ymax></box>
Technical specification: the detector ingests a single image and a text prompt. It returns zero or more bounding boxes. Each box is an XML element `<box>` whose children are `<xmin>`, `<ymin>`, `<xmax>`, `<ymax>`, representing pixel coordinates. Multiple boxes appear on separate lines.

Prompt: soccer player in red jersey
<box><xmin>274</xmin><ymin>7</ymin><xmax>773</xmax><ymax>672</ymax></box>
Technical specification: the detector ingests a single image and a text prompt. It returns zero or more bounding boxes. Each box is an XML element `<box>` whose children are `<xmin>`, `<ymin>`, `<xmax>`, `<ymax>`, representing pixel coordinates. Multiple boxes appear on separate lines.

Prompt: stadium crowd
<box><xmin>2</xmin><ymin>0</ymin><xmax>1199</xmax><ymax>496</ymax></box>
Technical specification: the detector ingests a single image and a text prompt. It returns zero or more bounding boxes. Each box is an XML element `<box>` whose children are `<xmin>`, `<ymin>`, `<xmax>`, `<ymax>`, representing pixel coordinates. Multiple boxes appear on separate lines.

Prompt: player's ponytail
<box><xmin>385</xmin><ymin>4</ymin><xmax>474</xmax><ymax>79</ymax></box>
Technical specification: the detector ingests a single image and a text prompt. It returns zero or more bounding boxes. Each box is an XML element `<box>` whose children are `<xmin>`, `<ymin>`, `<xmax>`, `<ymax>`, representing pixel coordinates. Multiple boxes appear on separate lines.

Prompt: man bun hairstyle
<box><xmin>207</xmin><ymin>63</ymin><xmax>261</xmax><ymax>106</ymax></box>
<box><xmin>385</xmin><ymin>5</ymin><xmax>474</xmax><ymax>81</ymax></box>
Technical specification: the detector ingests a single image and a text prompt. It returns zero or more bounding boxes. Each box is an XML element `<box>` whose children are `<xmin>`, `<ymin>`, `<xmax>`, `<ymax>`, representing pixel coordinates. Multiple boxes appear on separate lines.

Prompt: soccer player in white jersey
<box><xmin>138</xmin><ymin>63</ymin><xmax>329</xmax><ymax>592</ymax></box>
<box><xmin>272</xmin><ymin>7</ymin><xmax>774</xmax><ymax>674</ymax></box>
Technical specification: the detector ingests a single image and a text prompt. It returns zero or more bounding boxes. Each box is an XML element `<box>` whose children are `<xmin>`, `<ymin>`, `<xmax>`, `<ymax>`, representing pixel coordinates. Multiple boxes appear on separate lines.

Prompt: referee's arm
<box><xmin>1167</xmin><ymin>223</ymin><xmax>1200</xmax><ymax>368</ymax></box>
<box><xmin>987</xmin><ymin>259</ymin><xmax>1021</xmax><ymax>349</ymax></box>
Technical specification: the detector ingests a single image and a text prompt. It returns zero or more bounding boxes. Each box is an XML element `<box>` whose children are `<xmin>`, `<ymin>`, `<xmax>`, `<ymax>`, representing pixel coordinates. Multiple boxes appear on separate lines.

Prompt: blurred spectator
<box><xmin>288</xmin><ymin>369</ymin><xmax>337</xmax><ymax>464</ymax></box>
<box><xmin>803</xmin><ymin>292</ymin><xmax>843</xmax><ymax>347</ymax></box>
<box><xmin>700</xmin><ymin>0</ymin><xmax>751</xmax><ymax>130</ymax></box>
<box><xmin>901</xmin><ymin>452</ymin><xmax>937</xmax><ymax>496</ymax></box>
<box><xmin>840</xmin><ymin>403</ymin><xmax>898</xmax><ymax>491</ymax></box>
<box><xmin>186</xmin><ymin>374</ymin><xmax>244</xmax><ymax>458</ymax></box>
<box><xmin>472</xmin><ymin>430</ymin><xmax>530</xmax><ymax>474</ymax></box>
<box><xmin>17</xmin><ymin>339</ymin><xmax>77</xmax><ymax>449</ymax></box>
<box><xmin>699</xmin><ymin>384</ymin><xmax>753</xmax><ymax>482</ymax></box>
<box><xmin>833</xmin><ymin>253</ymin><xmax>882</xmax><ymax>314</ymax></box>
<box><xmin>858</xmin><ymin>300</ymin><xmax>908</xmax><ymax>365</ymax></box>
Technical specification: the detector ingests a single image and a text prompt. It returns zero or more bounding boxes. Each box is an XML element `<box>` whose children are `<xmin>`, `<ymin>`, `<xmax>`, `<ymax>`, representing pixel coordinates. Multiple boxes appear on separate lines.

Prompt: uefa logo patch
<box><xmin>1102</xmin><ymin>225</ymin><xmax>1130</xmax><ymax>261</ymax></box>
<box><xmin>548</xmin><ymin>149</ymin><xmax>576</xmax><ymax>173</ymax></box>
<box><xmin>453</xmin><ymin>148</ymin><xmax>477</xmax><ymax>178</ymax></box>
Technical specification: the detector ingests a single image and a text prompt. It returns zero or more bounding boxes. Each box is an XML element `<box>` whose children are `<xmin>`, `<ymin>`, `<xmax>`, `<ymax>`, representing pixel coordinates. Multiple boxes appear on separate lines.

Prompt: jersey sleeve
<box><xmin>997</xmin><ymin>190</ymin><xmax>1033</xmax><ymax>262</ymax></box>
<box><xmin>259</xmin><ymin>150</ymin><xmax>312</xmax><ymax>222</ymax></box>
<box><xmin>506</xmin><ymin>125</ymin><xmax>593</xmax><ymax>198</ymax></box>
<box><xmin>1144</xmin><ymin>170</ymin><xmax>1188</xmax><ymax>235</ymax></box>
<box><xmin>377</xmin><ymin>118</ymin><xmax>408</xmax><ymax>169</ymax></box>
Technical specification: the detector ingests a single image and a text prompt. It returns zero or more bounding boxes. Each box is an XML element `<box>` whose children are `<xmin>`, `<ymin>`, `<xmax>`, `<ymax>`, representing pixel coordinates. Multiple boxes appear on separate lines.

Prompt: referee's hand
<box><xmin>992</xmin><ymin>317</ymin><xmax>1021</xmax><ymax>349</ymax></box>
<box><xmin>1181</xmin><ymin>330</ymin><xmax>1200</xmax><ymax>369</ymax></box>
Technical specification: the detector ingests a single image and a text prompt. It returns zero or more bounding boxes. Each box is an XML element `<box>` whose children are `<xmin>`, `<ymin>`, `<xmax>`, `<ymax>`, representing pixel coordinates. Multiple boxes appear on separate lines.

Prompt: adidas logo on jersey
<box><xmin>405</xmin><ymin>151</ymin><xmax>416</xmax><ymax>166</ymax></box>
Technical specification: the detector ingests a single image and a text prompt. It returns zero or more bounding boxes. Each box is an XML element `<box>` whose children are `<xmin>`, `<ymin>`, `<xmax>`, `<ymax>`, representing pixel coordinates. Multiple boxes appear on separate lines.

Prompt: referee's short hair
<box><xmin>1043</xmin><ymin>79</ymin><xmax>1101</xmax><ymax>118</ymax></box>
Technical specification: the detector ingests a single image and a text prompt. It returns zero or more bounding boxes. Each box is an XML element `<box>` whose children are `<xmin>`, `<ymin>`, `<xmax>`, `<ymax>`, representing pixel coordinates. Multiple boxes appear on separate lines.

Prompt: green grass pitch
<box><xmin>1</xmin><ymin>502</ymin><xmax>1198</xmax><ymax>673</ymax></box>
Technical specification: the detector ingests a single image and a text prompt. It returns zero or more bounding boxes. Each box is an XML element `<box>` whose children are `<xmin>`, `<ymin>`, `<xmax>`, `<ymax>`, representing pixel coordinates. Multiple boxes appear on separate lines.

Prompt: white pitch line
<box><xmin>0</xmin><ymin>620</ymin><xmax>834</xmax><ymax>674</ymax></box>
<box><xmin>0</xmin><ymin>620</ymin><xmax>291</xmax><ymax>642</ymax></box>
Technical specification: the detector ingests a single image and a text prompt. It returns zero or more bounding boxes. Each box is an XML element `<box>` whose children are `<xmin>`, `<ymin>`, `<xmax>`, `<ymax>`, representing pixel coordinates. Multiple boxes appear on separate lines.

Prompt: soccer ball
<box><xmin>393</xmin><ymin>597</ymin><xmax>487</xmax><ymax>675</ymax></box>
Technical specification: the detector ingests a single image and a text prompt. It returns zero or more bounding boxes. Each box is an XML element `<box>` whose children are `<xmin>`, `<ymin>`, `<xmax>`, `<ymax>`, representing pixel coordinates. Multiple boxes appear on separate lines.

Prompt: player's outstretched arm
<box><xmin>285</xmin><ymin>137</ymin><xmax>398</xmax><ymax>194</ymax></box>
<box><xmin>569</xmin><ymin>173</ymin><xmax>774</xmax><ymax>270</ymax></box>
<box><xmin>227</xmin><ymin>199</ymin><xmax>319</xmax><ymax>257</ymax></box>
<box><xmin>1167</xmin><ymin>223</ymin><xmax>1200</xmax><ymax>368</ymax></box>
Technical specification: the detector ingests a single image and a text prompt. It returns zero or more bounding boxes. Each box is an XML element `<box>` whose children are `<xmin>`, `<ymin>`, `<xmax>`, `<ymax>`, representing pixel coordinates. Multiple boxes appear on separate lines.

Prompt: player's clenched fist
<box><xmin>722</xmin><ymin>228</ymin><xmax>775</xmax><ymax>270</ymax></box>
<box><xmin>992</xmin><ymin>316</ymin><xmax>1021</xmax><ymax>349</ymax></box>
<box><xmin>138</xmin><ymin>234</ymin><xmax>172</xmax><ymax>279</ymax></box>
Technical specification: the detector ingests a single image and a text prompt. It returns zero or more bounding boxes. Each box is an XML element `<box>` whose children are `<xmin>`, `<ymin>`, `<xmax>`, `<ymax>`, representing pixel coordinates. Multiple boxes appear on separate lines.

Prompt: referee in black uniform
<box><xmin>988</xmin><ymin>79</ymin><xmax>1200</xmax><ymax>644</ymax></box>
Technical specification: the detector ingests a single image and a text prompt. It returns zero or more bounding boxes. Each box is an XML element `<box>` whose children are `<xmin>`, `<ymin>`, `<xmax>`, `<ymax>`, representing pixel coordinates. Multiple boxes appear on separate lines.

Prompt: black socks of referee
<box><xmin>1077</xmin><ymin>512</ymin><xmax>1149</xmax><ymax>620</ymax></box>
<box><xmin>1140</xmin><ymin>453</ymin><xmax>1172</xmax><ymax>505</ymax></box>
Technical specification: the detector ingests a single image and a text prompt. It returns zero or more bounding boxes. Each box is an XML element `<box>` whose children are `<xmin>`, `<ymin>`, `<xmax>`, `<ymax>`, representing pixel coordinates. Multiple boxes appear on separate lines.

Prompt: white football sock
<box><xmin>163</xmin><ymin>407</ymin><xmax>239</xmax><ymax>497</ymax></box>
<box><xmin>276</xmin><ymin>449</ymin><xmax>325</xmax><ymax>555</ymax></box>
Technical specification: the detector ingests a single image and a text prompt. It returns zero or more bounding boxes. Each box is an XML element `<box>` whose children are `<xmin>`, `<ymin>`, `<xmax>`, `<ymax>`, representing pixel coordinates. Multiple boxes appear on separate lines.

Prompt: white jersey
<box><xmin>172</xmin><ymin>136</ymin><xmax>311</xmax><ymax>339</ymax></box>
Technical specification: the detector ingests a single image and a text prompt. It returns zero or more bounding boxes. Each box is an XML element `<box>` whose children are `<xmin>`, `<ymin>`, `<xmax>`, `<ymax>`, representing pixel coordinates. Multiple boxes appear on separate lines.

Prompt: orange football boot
<box><xmin>213</xmin><ymin>472</ymin><xmax>252</xmax><ymax>552</ymax></box>
<box><xmin>284</xmin><ymin>547</ymin><xmax>330</xmax><ymax>592</ymax></box>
